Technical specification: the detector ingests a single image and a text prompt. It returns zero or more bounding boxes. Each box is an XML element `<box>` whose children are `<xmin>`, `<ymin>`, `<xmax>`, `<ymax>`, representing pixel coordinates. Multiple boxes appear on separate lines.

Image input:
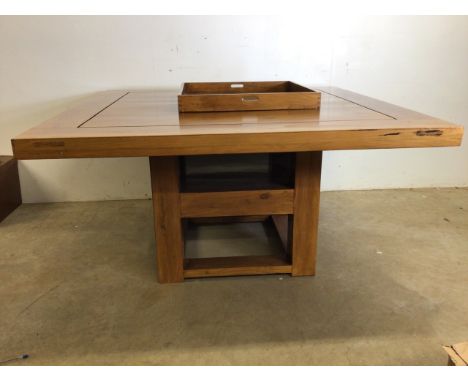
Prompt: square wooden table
<box><xmin>12</xmin><ymin>87</ymin><xmax>463</xmax><ymax>283</ymax></box>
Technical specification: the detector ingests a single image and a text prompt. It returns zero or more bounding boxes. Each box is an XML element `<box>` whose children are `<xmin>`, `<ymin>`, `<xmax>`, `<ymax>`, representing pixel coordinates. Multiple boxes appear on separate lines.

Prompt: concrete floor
<box><xmin>0</xmin><ymin>188</ymin><xmax>467</xmax><ymax>365</ymax></box>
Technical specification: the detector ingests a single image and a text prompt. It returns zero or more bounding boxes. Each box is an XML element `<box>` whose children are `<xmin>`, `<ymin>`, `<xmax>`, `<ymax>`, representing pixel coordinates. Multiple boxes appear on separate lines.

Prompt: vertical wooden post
<box><xmin>292</xmin><ymin>151</ymin><xmax>322</xmax><ymax>276</ymax></box>
<box><xmin>149</xmin><ymin>156</ymin><xmax>184</xmax><ymax>283</ymax></box>
<box><xmin>0</xmin><ymin>156</ymin><xmax>22</xmax><ymax>223</ymax></box>
<box><xmin>271</xmin><ymin>215</ymin><xmax>293</xmax><ymax>258</ymax></box>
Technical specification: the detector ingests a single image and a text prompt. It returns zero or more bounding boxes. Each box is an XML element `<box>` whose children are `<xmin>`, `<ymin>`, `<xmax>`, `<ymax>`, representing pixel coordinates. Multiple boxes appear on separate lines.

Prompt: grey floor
<box><xmin>0</xmin><ymin>189</ymin><xmax>467</xmax><ymax>365</ymax></box>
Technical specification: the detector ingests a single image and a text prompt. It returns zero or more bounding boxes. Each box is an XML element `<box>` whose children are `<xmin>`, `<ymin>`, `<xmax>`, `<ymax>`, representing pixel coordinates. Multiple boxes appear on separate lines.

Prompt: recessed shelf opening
<box><xmin>181</xmin><ymin>153</ymin><xmax>295</xmax><ymax>193</ymax></box>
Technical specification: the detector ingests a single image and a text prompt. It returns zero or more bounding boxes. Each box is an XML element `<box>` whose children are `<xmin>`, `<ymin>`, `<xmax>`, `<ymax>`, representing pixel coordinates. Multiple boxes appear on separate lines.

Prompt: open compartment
<box><xmin>183</xmin><ymin>216</ymin><xmax>293</xmax><ymax>278</ymax></box>
<box><xmin>180</xmin><ymin>153</ymin><xmax>295</xmax><ymax>193</ymax></box>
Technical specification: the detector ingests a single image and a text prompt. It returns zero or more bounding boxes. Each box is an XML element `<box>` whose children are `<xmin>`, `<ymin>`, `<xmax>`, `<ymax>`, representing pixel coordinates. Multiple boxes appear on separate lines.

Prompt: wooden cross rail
<box><xmin>149</xmin><ymin>151</ymin><xmax>322</xmax><ymax>283</ymax></box>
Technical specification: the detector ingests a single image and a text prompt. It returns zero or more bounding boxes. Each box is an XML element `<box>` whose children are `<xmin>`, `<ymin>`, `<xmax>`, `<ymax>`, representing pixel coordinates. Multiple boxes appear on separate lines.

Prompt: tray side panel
<box><xmin>182</xmin><ymin>81</ymin><xmax>290</xmax><ymax>94</ymax></box>
<box><xmin>178</xmin><ymin>92</ymin><xmax>321</xmax><ymax>112</ymax></box>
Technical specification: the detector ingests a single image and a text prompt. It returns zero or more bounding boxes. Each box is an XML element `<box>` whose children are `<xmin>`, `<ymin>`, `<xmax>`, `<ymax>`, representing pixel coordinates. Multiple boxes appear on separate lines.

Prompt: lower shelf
<box><xmin>184</xmin><ymin>255</ymin><xmax>292</xmax><ymax>278</ymax></box>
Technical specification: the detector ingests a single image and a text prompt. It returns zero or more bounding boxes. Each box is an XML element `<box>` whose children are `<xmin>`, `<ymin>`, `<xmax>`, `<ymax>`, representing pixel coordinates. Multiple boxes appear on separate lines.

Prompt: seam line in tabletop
<box><xmin>78</xmin><ymin>118</ymin><xmax>394</xmax><ymax>129</ymax></box>
<box><xmin>317</xmin><ymin>88</ymin><xmax>398</xmax><ymax>120</ymax></box>
<box><xmin>77</xmin><ymin>92</ymin><xmax>130</xmax><ymax>128</ymax></box>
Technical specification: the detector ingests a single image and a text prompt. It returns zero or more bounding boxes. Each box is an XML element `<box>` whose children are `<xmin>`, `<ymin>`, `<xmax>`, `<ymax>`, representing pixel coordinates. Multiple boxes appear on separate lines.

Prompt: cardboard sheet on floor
<box><xmin>443</xmin><ymin>342</ymin><xmax>468</xmax><ymax>366</ymax></box>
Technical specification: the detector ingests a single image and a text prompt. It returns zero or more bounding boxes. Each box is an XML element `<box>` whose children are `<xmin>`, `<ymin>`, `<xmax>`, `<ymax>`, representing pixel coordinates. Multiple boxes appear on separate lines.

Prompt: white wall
<box><xmin>0</xmin><ymin>16</ymin><xmax>466</xmax><ymax>203</ymax></box>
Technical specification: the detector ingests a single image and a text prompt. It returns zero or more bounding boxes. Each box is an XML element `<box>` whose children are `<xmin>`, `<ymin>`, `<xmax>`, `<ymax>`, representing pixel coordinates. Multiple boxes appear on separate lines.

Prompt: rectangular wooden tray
<box><xmin>178</xmin><ymin>81</ymin><xmax>321</xmax><ymax>112</ymax></box>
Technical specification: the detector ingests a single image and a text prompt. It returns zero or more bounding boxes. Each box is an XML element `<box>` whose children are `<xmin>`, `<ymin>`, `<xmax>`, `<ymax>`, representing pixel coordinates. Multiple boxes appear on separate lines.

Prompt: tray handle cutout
<box><xmin>231</xmin><ymin>83</ymin><xmax>244</xmax><ymax>88</ymax></box>
<box><xmin>242</xmin><ymin>96</ymin><xmax>259</xmax><ymax>102</ymax></box>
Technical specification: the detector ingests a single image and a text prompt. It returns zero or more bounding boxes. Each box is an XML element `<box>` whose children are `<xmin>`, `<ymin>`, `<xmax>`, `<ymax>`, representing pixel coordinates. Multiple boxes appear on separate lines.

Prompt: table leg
<box><xmin>292</xmin><ymin>151</ymin><xmax>322</xmax><ymax>276</ymax></box>
<box><xmin>149</xmin><ymin>156</ymin><xmax>184</xmax><ymax>283</ymax></box>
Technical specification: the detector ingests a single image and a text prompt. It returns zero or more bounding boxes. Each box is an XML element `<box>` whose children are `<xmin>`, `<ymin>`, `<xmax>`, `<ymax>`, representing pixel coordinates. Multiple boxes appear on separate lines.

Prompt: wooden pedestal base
<box><xmin>149</xmin><ymin>151</ymin><xmax>322</xmax><ymax>283</ymax></box>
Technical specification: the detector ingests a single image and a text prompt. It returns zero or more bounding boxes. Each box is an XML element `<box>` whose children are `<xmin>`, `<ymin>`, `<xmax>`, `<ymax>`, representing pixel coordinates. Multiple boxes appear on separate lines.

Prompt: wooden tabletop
<box><xmin>12</xmin><ymin>87</ymin><xmax>463</xmax><ymax>159</ymax></box>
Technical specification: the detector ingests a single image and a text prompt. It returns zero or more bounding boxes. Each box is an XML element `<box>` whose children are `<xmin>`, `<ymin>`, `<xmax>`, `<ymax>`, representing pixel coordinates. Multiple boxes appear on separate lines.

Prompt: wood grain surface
<box><xmin>11</xmin><ymin>87</ymin><xmax>463</xmax><ymax>159</ymax></box>
<box><xmin>292</xmin><ymin>151</ymin><xmax>322</xmax><ymax>276</ymax></box>
<box><xmin>149</xmin><ymin>156</ymin><xmax>184</xmax><ymax>283</ymax></box>
<box><xmin>178</xmin><ymin>81</ymin><xmax>320</xmax><ymax>112</ymax></box>
<box><xmin>180</xmin><ymin>189</ymin><xmax>294</xmax><ymax>218</ymax></box>
<box><xmin>184</xmin><ymin>255</ymin><xmax>292</xmax><ymax>278</ymax></box>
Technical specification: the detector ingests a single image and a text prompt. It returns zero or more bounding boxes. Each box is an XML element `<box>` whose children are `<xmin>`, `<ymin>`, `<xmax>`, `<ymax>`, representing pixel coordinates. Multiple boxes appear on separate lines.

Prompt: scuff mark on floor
<box><xmin>15</xmin><ymin>283</ymin><xmax>62</xmax><ymax>318</ymax></box>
